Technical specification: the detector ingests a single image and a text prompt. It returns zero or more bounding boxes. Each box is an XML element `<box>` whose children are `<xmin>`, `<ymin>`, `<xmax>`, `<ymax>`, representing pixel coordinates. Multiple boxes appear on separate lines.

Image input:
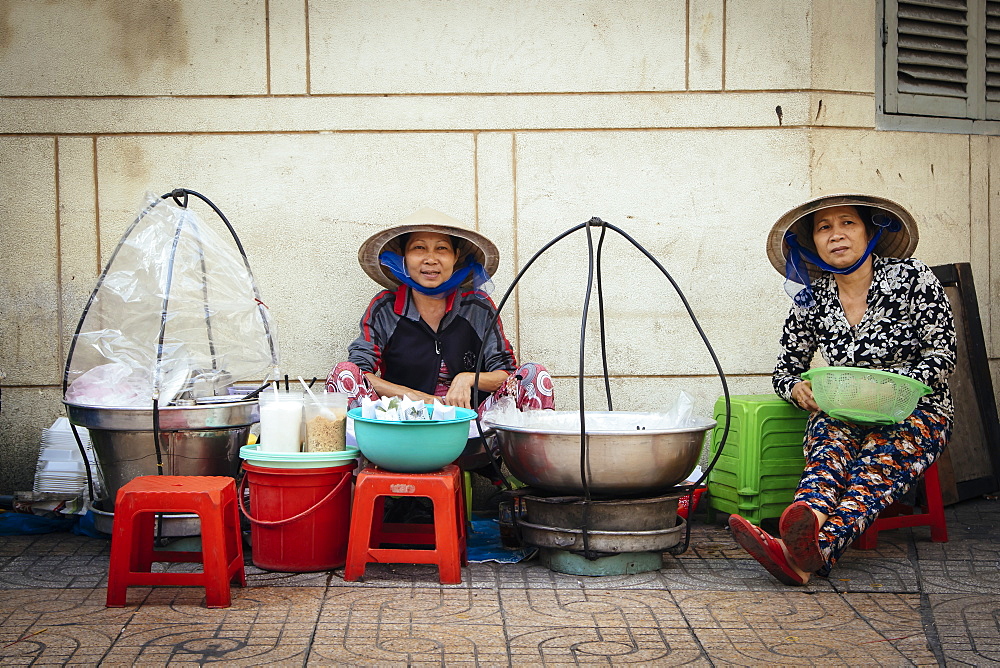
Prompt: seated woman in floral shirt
<box><xmin>729</xmin><ymin>194</ymin><xmax>956</xmax><ymax>585</ymax></box>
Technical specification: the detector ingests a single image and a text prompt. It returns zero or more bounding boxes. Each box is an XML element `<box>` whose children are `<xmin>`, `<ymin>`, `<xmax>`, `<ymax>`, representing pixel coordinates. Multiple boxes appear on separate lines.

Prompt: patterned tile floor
<box><xmin>1</xmin><ymin>496</ymin><xmax>998</xmax><ymax>666</ymax></box>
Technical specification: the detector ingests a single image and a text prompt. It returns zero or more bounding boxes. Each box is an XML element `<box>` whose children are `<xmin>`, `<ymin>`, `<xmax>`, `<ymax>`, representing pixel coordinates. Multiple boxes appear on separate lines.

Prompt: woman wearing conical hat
<box><xmin>729</xmin><ymin>194</ymin><xmax>956</xmax><ymax>585</ymax></box>
<box><xmin>326</xmin><ymin>207</ymin><xmax>554</xmax><ymax>468</ymax></box>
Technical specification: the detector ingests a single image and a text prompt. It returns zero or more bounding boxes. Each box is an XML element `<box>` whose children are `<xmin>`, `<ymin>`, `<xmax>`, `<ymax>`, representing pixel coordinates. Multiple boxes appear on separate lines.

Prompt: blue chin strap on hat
<box><xmin>783</xmin><ymin>214</ymin><xmax>902</xmax><ymax>308</ymax></box>
<box><xmin>379</xmin><ymin>251</ymin><xmax>494</xmax><ymax>298</ymax></box>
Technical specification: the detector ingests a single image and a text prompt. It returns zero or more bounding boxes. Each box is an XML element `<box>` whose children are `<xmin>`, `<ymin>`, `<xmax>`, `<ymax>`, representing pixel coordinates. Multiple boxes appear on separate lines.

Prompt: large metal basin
<box><xmin>488</xmin><ymin>411</ymin><xmax>715</xmax><ymax>495</ymax></box>
<box><xmin>64</xmin><ymin>401</ymin><xmax>256</xmax><ymax>509</ymax></box>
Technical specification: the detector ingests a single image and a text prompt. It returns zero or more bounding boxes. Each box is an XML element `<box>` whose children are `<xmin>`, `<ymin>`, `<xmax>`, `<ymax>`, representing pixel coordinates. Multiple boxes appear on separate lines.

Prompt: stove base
<box><xmin>539</xmin><ymin>548</ymin><xmax>663</xmax><ymax>576</ymax></box>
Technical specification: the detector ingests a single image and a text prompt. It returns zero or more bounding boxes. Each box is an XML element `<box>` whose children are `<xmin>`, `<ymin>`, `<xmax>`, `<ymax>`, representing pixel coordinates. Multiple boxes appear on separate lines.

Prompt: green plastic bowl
<box><xmin>802</xmin><ymin>366</ymin><xmax>932</xmax><ymax>425</ymax></box>
<box><xmin>348</xmin><ymin>405</ymin><xmax>478</xmax><ymax>472</ymax></box>
<box><xmin>239</xmin><ymin>444</ymin><xmax>360</xmax><ymax>469</ymax></box>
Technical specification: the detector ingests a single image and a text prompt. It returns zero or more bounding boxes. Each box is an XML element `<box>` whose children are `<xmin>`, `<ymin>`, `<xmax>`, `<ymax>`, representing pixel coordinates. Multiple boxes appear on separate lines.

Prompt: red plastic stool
<box><xmin>106</xmin><ymin>476</ymin><xmax>246</xmax><ymax>608</ymax></box>
<box><xmin>854</xmin><ymin>460</ymin><xmax>948</xmax><ymax>549</ymax></box>
<box><xmin>344</xmin><ymin>464</ymin><xmax>467</xmax><ymax>584</ymax></box>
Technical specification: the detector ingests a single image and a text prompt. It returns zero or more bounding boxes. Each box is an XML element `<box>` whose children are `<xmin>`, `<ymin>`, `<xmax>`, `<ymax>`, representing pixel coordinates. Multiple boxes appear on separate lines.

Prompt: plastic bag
<box><xmin>63</xmin><ymin>363</ymin><xmax>147</xmax><ymax>407</ymax></box>
<box><xmin>482</xmin><ymin>391</ymin><xmax>699</xmax><ymax>431</ymax></box>
<box><xmin>480</xmin><ymin>395</ymin><xmax>520</xmax><ymax>427</ymax></box>
<box><xmin>661</xmin><ymin>390</ymin><xmax>696</xmax><ymax>427</ymax></box>
<box><xmin>0</xmin><ymin>511</ymin><xmax>78</xmax><ymax>536</ymax></box>
<box><xmin>64</xmin><ymin>192</ymin><xmax>278</xmax><ymax>407</ymax></box>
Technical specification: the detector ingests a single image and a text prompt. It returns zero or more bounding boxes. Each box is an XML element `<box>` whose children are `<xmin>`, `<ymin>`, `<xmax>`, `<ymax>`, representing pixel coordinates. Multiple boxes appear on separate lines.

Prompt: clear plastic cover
<box><xmin>64</xmin><ymin>191</ymin><xmax>278</xmax><ymax>407</ymax></box>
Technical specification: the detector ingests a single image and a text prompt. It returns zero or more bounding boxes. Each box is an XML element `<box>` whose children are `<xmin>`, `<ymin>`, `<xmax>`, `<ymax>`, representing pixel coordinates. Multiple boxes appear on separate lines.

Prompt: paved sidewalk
<box><xmin>1</xmin><ymin>496</ymin><xmax>998</xmax><ymax>666</ymax></box>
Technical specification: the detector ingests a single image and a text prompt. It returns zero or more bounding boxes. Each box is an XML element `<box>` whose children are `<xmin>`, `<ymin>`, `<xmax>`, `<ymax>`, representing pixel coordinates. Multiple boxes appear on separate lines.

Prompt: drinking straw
<box><xmin>241</xmin><ymin>380</ymin><xmax>271</xmax><ymax>401</ymax></box>
<box><xmin>298</xmin><ymin>376</ymin><xmax>335</xmax><ymax>418</ymax></box>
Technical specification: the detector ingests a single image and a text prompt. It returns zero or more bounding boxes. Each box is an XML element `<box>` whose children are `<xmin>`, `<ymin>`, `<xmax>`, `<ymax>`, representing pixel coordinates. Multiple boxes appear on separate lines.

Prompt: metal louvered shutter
<box><xmin>885</xmin><ymin>0</ymin><xmax>976</xmax><ymax>118</ymax></box>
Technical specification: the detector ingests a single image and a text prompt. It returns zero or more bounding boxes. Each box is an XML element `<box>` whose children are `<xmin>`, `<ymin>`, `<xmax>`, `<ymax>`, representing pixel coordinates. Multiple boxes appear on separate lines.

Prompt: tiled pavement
<box><xmin>1</xmin><ymin>496</ymin><xmax>998</xmax><ymax>666</ymax></box>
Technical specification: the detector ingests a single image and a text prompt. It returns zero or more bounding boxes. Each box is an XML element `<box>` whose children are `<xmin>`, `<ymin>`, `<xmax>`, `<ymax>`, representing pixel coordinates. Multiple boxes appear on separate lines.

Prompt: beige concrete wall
<box><xmin>0</xmin><ymin>0</ymin><xmax>990</xmax><ymax>494</ymax></box>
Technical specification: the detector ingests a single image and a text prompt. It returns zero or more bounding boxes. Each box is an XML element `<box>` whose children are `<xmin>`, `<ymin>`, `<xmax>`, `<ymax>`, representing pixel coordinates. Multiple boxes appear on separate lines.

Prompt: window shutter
<box><xmin>885</xmin><ymin>0</ymin><xmax>972</xmax><ymax>118</ymax></box>
<box><xmin>985</xmin><ymin>0</ymin><xmax>1000</xmax><ymax>116</ymax></box>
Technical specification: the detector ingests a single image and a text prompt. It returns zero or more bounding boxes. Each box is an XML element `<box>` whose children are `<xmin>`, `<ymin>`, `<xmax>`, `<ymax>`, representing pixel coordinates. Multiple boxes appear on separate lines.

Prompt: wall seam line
<box><xmin>685</xmin><ymin>0</ymin><xmax>691</xmax><ymax>91</ymax></box>
<box><xmin>265</xmin><ymin>0</ymin><xmax>272</xmax><ymax>95</ymax></box>
<box><xmin>512</xmin><ymin>131</ymin><xmax>520</xmax><ymax>362</ymax></box>
<box><xmin>721</xmin><ymin>0</ymin><xmax>727</xmax><ymax>91</ymax></box>
<box><xmin>304</xmin><ymin>0</ymin><xmax>312</xmax><ymax>94</ymax></box>
<box><xmin>54</xmin><ymin>137</ymin><xmax>64</xmax><ymax>378</ymax></box>
<box><xmin>473</xmin><ymin>132</ymin><xmax>479</xmax><ymax>232</ymax></box>
<box><xmin>93</xmin><ymin>136</ymin><xmax>101</xmax><ymax>275</ymax></box>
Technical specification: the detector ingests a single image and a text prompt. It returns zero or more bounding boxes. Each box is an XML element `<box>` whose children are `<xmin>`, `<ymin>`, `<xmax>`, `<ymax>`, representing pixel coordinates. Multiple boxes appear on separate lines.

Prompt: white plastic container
<box><xmin>258</xmin><ymin>392</ymin><xmax>304</xmax><ymax>453</ymax></box>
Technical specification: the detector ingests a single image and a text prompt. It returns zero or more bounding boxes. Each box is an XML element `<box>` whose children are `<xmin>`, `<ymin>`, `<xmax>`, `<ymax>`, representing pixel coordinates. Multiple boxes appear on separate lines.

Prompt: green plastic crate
<box><xmin>707</xmin><ymin>394</ymin><xmax>809</xmax><ymax>524</ymax></box>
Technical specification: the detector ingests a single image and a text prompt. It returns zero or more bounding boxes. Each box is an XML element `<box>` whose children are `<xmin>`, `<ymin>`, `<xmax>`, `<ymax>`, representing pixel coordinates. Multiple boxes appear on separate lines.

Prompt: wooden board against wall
<box><xmin>931</xmin><ymin>263</ymin><xmax>1000</xmax><ymax>503</ymax></box>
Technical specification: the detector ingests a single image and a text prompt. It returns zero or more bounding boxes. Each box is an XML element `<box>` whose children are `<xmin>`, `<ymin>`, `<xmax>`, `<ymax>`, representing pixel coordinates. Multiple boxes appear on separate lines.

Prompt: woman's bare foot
<box><xmin>778</xmin><ymin>540</ymin><xmax>812</xmax><ymax>583</ymax></box>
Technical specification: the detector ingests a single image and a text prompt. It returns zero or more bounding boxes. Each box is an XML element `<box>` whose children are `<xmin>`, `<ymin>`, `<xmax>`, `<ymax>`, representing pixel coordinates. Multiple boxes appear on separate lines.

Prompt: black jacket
<box><xmin>348</xmin><ymin>285</ymin><xmax>517</xmax><ymax>403</ymax></box>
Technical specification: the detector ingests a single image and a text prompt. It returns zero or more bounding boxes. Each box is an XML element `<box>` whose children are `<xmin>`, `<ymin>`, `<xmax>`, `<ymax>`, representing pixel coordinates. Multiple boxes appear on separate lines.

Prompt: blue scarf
<box><xmin>783</xmin><ymin>214</ymin><xmax>902</xmax><ymax>307</ymax></box>
<box><xmin>379</xmin><ymin>251</ymin><xmax>494</xmax><ymax>297</ymax></box>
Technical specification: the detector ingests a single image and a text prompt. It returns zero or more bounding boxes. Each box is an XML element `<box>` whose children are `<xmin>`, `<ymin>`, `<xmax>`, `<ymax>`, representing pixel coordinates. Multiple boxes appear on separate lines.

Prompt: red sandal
<box><xmin>729</xmin><ymin>514</ymin><xmax>808</xmax><ymax>586</ymax></box>
<box><xmin>779</xmin><ymin>501</ymin><xmax>824</xmax><ymax>572</ymax></box>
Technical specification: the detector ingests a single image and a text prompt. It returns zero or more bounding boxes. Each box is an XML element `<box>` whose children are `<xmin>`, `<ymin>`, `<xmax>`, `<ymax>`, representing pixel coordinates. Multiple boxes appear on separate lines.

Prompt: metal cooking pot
<box><xmin>64</xmin><ymin>400</ymin><xmax>256</xmax><ymax>509</ymax></box>
<box><xmin>488</xmin><ymin>411</ymin><xmax>715</xmax><ymax>495</ymax></box>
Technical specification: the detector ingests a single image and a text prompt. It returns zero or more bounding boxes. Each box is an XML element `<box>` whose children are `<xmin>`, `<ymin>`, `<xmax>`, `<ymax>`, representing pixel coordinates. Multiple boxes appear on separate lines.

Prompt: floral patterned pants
<box><xmin>325</xmin><ymin>361</ymin><xmax>555</xmax><ymax>416</ymax></box>
<box><xmin>795</xmin><ymin>408</ymin><xmax>950</xmax><ymax>574</ymax></box>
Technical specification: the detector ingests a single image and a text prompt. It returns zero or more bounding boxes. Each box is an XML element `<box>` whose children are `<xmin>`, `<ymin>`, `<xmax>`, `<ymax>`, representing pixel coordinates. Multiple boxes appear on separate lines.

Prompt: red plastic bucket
<box><xmin>239</xmin><ymin>461</ymin><xmax>354</xmax><ymax>572</ymax></box>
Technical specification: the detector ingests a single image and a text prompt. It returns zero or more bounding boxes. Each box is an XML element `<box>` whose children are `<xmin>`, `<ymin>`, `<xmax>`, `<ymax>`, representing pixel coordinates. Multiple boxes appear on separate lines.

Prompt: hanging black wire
<box><xmin>575</xmin><ymin>218</ymin><xmax>599</xmax><ymax>556</ymax></box>
<box><xmin>196</xmin><ymin>227</ymin><xmax>219</xmax><ymax>370</ymax></box>
<box><xmin>472</xmin><ymin>216</ymin><xmax>732</xmax><ymax>557</ymax></box>
<box><xmin>149</xmin><ymin>208</ymin><xmax>188</xmax><ymax>475</ymax></box>
<box><xmin>595</xmin><ymin>225</ymin><xmax>613</xmax><ymax>410</ymax></box>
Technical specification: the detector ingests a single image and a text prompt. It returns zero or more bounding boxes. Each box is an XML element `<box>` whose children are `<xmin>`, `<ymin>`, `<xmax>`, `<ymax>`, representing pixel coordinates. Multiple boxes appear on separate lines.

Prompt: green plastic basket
<box><xmin>802</xmin><ymin>367</ymin><xmax>932</xmax><ymax>425</ymax></box>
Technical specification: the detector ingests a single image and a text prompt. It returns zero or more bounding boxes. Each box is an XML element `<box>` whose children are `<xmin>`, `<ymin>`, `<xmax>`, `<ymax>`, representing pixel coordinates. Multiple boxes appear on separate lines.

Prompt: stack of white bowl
<box><xmin>33</xmin><ymin>417</ymin><xmax>104</xmax><ymax>499</ymax></box>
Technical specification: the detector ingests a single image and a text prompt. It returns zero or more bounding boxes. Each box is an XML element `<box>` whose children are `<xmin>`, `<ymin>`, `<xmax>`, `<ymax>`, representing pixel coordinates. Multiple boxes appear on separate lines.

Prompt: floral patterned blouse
<box><xmin>773</xmin><ymin>256</ymin><xmax>957</xmax><ymax>421</ymax></box>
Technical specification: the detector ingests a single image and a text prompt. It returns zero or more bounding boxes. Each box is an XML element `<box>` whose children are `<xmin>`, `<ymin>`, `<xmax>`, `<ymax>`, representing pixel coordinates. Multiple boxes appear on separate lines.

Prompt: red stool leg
<box><xmin>853</xmin><ymin>461</ymin><xmax>948</xmax><ymax>550</ymax></box>
<box><xmin>222</xmin><ymin>493</ymin><xmax>247</xmax><ymax>587</ymax></box>
<box><xmin>370</xmin><ymin>495</ymin><xmax>388</xmax><ymax>547</ymax></box>
<box><xmin>448</xmin><ymin>467</ymin><xmax>468</xmax><ymax>567</ymax></box>
<box><xmin>855</xmin><ymin>517</ymin><xmax>879</xmax><ymax>550</ymax></box>
<box><xmin>344</xmin><ymin>472</ymin><xmax>378</xmax><ymax>582</ymax></box>
<box><xmin>198</xmin><ymin>488</ymin><xmax>232</xmax><ymax>609</ymax></box>
<box><xmin>430</xmin><ymin>474</ymin><xmax>463</xmax><ymax>585</ymax></box>
<box><xmin>922</xmin><ymin>462</ymin><xmax>948</xmax><ymax>543</ymax></box>
<box><xmin>106</xmin><ymin>493</ymin><xmax>140</xmax><ymax>607</ymax></box>
<box><xmin>131</xmin><ymin>511</ymin><xmax>158</xmax><ymax>573</ymax></box>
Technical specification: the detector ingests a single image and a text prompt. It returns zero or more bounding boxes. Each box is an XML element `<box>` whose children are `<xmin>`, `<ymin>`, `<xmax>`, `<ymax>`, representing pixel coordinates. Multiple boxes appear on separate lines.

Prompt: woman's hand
<box><xmin>791</xmin><ymin>380</ymin><xmax>819</xmax><ymax>412</ymax></box>
<box><xmin>443</xmin><ymin>370</ymin><xmax>510</xmax><ymax>409</ymax></box>
<box><xmin>364</xmin><ymin>373</ymin><xmax>436</xmax><ymax>404</ymax></box>
<box><xmin>444</xmin><ymin>373</ymin><xmax>476</xmax><ymax>409</ymax></box>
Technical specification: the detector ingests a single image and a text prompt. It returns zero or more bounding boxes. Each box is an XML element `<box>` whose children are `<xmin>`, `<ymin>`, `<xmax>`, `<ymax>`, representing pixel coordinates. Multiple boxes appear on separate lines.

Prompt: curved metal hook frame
<box><xmin>470</xmin><ymin>217</ymin><xmax>732</xmax><ymax>557</ymax></box>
